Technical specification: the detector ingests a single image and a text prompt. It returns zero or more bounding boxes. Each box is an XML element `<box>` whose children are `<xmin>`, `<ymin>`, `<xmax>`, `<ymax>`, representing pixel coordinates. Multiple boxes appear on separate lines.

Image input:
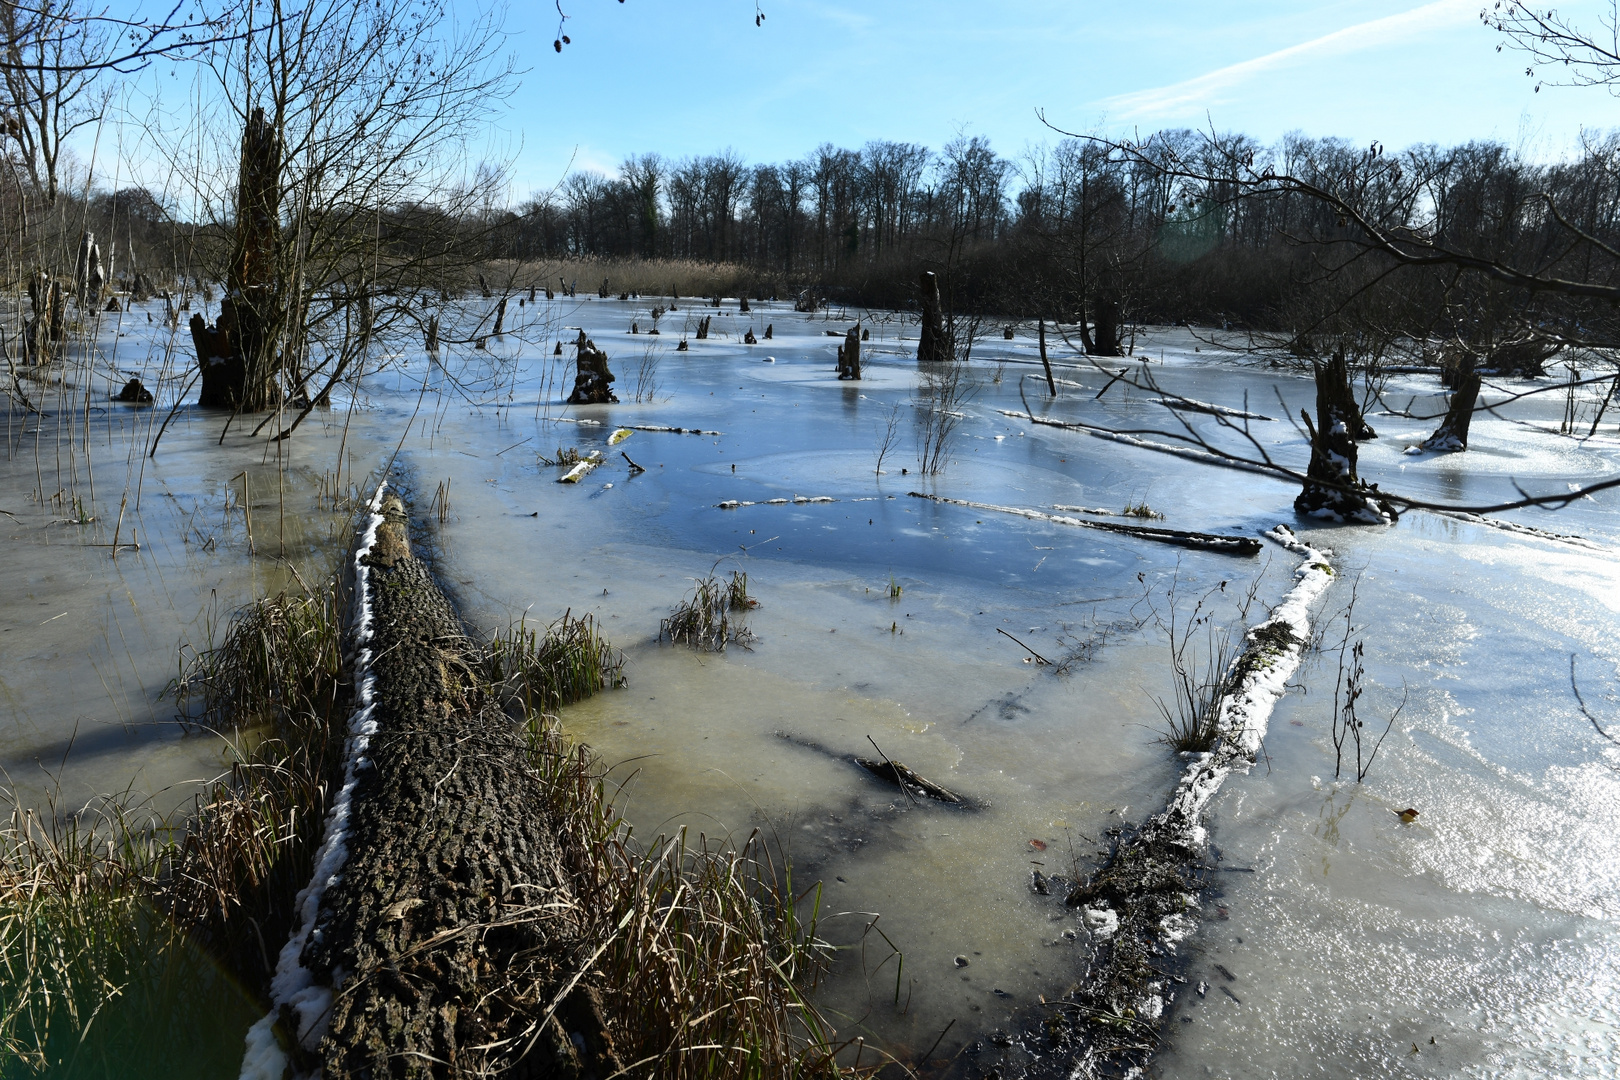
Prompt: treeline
<box><xmin>464</xmin><ymin>129</ymin><xmax>1620</xmax><ymax>355</ymax></box>
<box><xmin>36</xmin><ymin>126</ymin><xmax>1620</xmax><ymax>365</ymax></box>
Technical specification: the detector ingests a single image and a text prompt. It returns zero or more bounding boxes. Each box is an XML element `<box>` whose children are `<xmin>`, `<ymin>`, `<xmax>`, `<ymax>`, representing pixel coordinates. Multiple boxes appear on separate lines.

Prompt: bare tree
<box><xmin>161</xmin><ymin>0</ymin><xmax>518</xmax><ymax>423</ymax></box>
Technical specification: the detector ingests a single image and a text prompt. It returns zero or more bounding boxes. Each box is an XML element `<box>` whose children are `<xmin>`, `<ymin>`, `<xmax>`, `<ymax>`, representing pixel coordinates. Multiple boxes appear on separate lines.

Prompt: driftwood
<box><xmin>855</xmin><ymin>756</ymin><xmax>964</xmax><ymax>804</ymax></box>
<box><xmin>917</xmin><ymin>270</ymin><xmax>948</xmax><ymax>363</ymax></box>
<box><xmin>277</xmin><ymin>494</ymin><xmax>620</xmax><ymax>1077</ymax></box>
<box><xmin>908</xmin><ymin>491</ymin><xmax>1263</xmax><ymax>556</ymax></box>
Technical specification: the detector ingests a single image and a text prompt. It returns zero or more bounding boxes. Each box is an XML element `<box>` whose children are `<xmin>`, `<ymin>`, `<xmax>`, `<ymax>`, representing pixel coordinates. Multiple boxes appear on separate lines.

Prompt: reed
<box><xmin>659</xmin><ymin>569</ymin><xmax>759</xmax><ymax>652</ymax></box>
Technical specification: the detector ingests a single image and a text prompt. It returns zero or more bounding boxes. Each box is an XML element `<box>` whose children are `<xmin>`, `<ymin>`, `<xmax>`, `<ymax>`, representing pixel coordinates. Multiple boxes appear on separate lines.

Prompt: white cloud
<box><xmin>1104</xmin><ymin>0</ymin><xmax>1478</xmax><ymax>120</ymax></box>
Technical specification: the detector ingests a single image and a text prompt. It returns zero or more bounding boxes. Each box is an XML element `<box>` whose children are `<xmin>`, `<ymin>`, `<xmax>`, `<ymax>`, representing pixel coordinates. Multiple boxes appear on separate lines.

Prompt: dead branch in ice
<box><xmin>907</xmin><ymin>491</ymin><xmax>1263</xmax><ymax>556</ymax></box>
<box><xmin>716</xmin><ymin>496</ymin><xmax>837</xmax><ymax>508</ymax></box>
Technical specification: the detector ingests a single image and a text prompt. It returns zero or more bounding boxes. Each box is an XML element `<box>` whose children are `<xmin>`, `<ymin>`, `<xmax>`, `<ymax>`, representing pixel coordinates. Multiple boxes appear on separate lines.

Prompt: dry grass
<box><xmin>529</xmin><ymin>718</ymin><xmax>852</xmax><ymax>1079</ymax></box>
<box><xmin>3</xmin><ymin>570</ymin><xmax>866</xmax><ymax>1079</ymax></box>
<box><xmin>486</xmin><ymin>610</ymin><xmax>627</xmax><ymax>713</ymax></box>
<box><xmin>481</xmin><ymin>257</ymin><xmax>766</xmax><ymax>301</ymax></box>
<box><xmin>659</xmin><ymin>569</ymin><xmax>760</xmax><ymax>652</ymax></box>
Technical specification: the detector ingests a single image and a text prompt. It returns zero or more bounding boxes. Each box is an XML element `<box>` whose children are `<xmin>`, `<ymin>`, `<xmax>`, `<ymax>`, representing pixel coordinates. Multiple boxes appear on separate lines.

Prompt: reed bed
<box><xmin>481</xmin><ymin>256</ymin><xmax>767</xmax><ymax>301</ymax></box>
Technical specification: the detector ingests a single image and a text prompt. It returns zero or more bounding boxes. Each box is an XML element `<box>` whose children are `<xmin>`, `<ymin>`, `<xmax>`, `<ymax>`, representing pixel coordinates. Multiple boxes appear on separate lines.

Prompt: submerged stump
<box><xmin>1419</xmin><ymin>355</ymin><xmax>1481</xmax><ymax>452</ymax></box>
<box><xmin>1295</xmin><ymin>354</ymin><xmax>1396</xmax><ymax>522</ymax></box>
<box><xmin>568</xmin><ymin>332</ymin><xmax>618</xmax><ymax>404</ymax></box>
<box><xmin>917</xmin><ymin>271</ymin><xmax>948</xmax><ymax>363</ymax></box>
<box><xmin>836</xmin><ymin>324</ymin><xmax>861</xmax><ymax>380</ymax></box>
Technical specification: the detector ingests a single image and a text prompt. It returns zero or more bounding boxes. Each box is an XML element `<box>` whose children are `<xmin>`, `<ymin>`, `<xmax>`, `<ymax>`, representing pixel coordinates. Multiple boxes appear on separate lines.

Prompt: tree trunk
<box><xmin>568</xmin><ymin>332</ymin><xmax>618</xmax><ymax>404</ymax></box>
<box><xmin>289</xmin><ymin>496</ymin><xmax>621</xmax><ymax>1078</ymax></box>
<box><xmin>837</xmin><ymin>324</ymin><xmax>861</xmax><ymax>379</ymax></box>
<box><xmin>1090</xmin><ymin>296</ymin><xmax>1122</xmax><ymax>357</ymax></box>
<box><xmin>194</xmin><ymin>107</ymin><xmax>284</xmax><ymax>410</ymax></box>
<box><xmin>1420</xmin><ymin>357</ymin><xmax>1480</xmax><ymax>451</ymax></box>
<box><xmin>1296</xmin><ymin>359</ymin><xmax>1397</xmax><ymax>523</ymax></box>
<box><xmin>917</xmin><ymin>270</ymin><xmax>948</xmax><ymax>363</ymax></box>
<box><xmin>1039</xmin><ymin>318</ymin><xmax>1056</xmax><ymax>396</ymax></box>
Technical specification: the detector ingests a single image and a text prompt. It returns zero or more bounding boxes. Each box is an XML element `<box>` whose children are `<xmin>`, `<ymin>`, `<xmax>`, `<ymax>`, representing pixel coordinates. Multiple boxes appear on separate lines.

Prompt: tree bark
<box><xmin>917</xmin><ymin>270</ymin><xmax>949</xmax><ymax>363</ymax></box>
<box><xmin>292</xmin><ymin>496</ymin><xmax>621</xmax><ymax>1078</ymax></box>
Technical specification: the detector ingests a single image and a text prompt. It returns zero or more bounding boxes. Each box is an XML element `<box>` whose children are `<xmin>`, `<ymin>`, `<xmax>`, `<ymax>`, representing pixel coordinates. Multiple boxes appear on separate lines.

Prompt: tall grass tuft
<box><xmin>526</xmin><ymin>716</ymin><xmax>853</xmax><ymax>1079</ymax></box>
<box><xmin>1</xmin><ymin>579</ymin><xmax>350</xmax><ymax>1074</ymax></box>
<box><xmin>486</xmin><ymin>610</ymin><xmax>627</xmax><ymax>713</ymax></box>
<box><xmin>659</xmin><ymin>569</ymin><xmax>759</xmax><ymax>652</ymax></box>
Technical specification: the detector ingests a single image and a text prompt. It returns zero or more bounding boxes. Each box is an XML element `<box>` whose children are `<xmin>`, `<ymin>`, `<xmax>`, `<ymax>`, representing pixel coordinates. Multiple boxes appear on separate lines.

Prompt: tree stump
<box><xmin>192</xmin><ymin>310</ymin><xmax>248</xmax><ymax>409</ymax></box>
<box><xmin>479</xmin><ymin>273</ymin><xmax>492</xmax><ymax>298</ymax></box>
<box><xmin>1003</xmin><ymin>325</ymin><xmax>1015</xmax><ymax>340</ymax></box>
<box><xmin>1090</xmin><ymin>296</ymin><xmax>1123</xmax><ymax>357</ymax></box>
<box><xmin>676</xmin><ymin>339</ymin><xmax>689</xmax><ymax>351</ymax></box>
<box><xmin>696</xmin><ymin>315</ymin><xmax>711</xmax><ymax>340</ymax></box>
<box><xmin>1419</xmin><ymin>355</ymin><xmax>1481</xmax><ymax>452</ymax></box>
<box><xmin>568</xmin><ymin>332</ymin><xmax>618</xmax><ymax>404</ymax></box>
<box><xmin>739</xmin><ymin>296</ymin><xmax>750</xmax><ymax>313</ymax></box>
<box><xmin>75</xmin><ymin>231</ymin><xmax>104</xmax><ymax>308</ymax></box>
<box><xmin>26</xmin><ymin>272</ymin><xmax>65</xmax><ymax>363</ymax></box>
<box><xmin>917</xmin><ymin>271</ymin><xmax>948</xmax><ymax>363</ymax></box>
<box><xmin>743</xmin><ymin>328</ymin><xmax>756</xmax><ymax>344</ymax></box>
<box><xmin>493</xmin><ymin>296</ymin><xmax>507</xmax><ymax>336</ymax></box>
<box><xmin>837</xmin><ymin>324</ymin><xmax>861</xmax><ymax>380</ymax></box>
<box><xmin>764</xmin><ymin>324</ymin><xmax>772</xmax><ymax>340</ymax></box>
<box><xmin>116</xmin><ymin>378</ymin><xmax>153</xmax><ymax>404</ymax></box>
<box><xmin>1295</xmin><ymin>358</ymin><xmax>1397</xmax><ymax>522</ymax></box>
<box><xmin>425</xmin><ymin>315</ymin><xmax>439</xmax><ymax>354</ymax></box>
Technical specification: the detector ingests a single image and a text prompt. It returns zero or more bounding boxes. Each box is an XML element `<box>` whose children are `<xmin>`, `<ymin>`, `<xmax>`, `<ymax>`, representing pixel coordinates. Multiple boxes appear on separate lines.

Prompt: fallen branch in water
<box><xmin>907</xmin><ymin>491</ymin><xmax>1262</xmax><ymax>556</ymax></box>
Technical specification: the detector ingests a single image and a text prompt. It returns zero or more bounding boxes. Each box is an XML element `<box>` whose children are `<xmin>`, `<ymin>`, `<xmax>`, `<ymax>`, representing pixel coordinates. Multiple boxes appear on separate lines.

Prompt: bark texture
<box><xmin>298</xmin><ymin>497</ymin><xmax>620</xmax><ymax>1079</ymax></box>
<box><xmin>1295</xmin><ymin>355</ymin><xmax>1397</xmax><ymax>523</ymax></box>
<box><xmin>917</xmin><ymin>271</ymin><xmax>948</xmax><ymax>363</ymax></box>
<box><xmin>567</xmin><ymin>332</ymin><xmax>618</xmax><ymax>404</ymax></box>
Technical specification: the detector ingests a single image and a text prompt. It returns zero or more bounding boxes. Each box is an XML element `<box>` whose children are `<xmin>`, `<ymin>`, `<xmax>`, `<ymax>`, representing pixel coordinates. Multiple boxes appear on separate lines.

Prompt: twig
<box><xmin>1571</xmin><ymin>654</ymin><xmax>1620</xmax><ymax>746</ymax></box>
<box><xmin>997</xmin><ymin>627</ymin><xmax>1050</xmax><ymax>665</ymax></box>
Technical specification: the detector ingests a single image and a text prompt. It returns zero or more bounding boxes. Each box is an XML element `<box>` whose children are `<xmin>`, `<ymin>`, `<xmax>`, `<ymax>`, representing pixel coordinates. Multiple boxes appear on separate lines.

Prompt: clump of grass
<box><xmin>887</xmin><ymin>573</ymin><xmax>902</xmax><ymax>600</ymax></box>
<box><xmin>169</xmin><ymin>583</ymin><xmax>344</xmax><ymax>732</ymax></box>
<box><xmin>538</xmin><ymin>446</ymin><xmax>582</xmax><ymax>467</ymax></box>
<box><xmin>486</xmin><ymin>610</ymin><xmax>627</xmax><ymax>713</ymax></box>
<box><xmin>660</xmin><ymin>569</ymin><xmax>759</xmax><ymax>651</ymax></box>
<box><xmin>1</xmin><ymin>578</ymin><xmax>352</xmax><ymax>1072</ymax></box>
<box><xmin>1122</xmin><ymin>500</ymin><xmax>1164</xmax><ymax>520</ymax></box>
<box><xmin>526</xmin><ymin>716</ymin><xmax>853</xmax><ymax>1080</ymax></box>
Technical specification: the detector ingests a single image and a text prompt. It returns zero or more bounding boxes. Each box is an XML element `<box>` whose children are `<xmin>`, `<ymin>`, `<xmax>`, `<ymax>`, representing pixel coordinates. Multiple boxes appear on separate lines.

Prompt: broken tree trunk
<box><xmin>281</xmin><ymin>494</ymin><xmax>620</xmax><ymax>1077</ymax></box>
<box><xmin>193</xmin><ymin>106</ymin><xmax>283</xmax><ymax>410</ymax></box>
<box><xmin>568</xmin><ymin>331</ymin><xmax>618</xmax><ymax>404</ymax></box>
<box><xmin>837</xmin><ymin>324</ymin><xmax>861</xmax><ymax>380</ymax></box>
<box><xmin>1419</xmin><ymin>355</ymin><xmax>1481</xmax><ymax>452</ymax></box>
<box><xmin>1295</xmin><ymin>357</ymin><xmax>1397</xmax><ymax>522</ymax></box>
<box><xmin>75</xmin><ymin>231</ymin><xmax>104</xmax><ymax>309</ymax></box>
<box><xmin>1321</xmin><ymin>349</ymin><xmax>1376</xmax><ymax>440</ymax></box>
<box><xmin>493</xmin><ymin>296</ymin><xmax>507</xmax><ymax>336</ymax></box>
<box><xmin>1038</xmin><ymin>318</ymin><xmax>1056</xmax><ymax>396</ymax></box>
<box><xmin>855</xmin><ymin>757</ymin><xmax>963</xmax><ymax>803</ymax></box>
<box><xmin>917</xmin><ymin>271</ymin><xmax>949</xmax><ymax>363</ymax></box>
<box><xmin>26</xmin><ymin>272</ymin><xmax>65</xmax><ymax>363</ymax></box>
<box><xmin>1090</xmin><ymin>296</ymin><xmax>1122</xmax><ymax>357</ymax></box>
<box><xmin>695</xmin><ymin>315</ymin><xmax>711</xmax><ymax>340</ymax></box>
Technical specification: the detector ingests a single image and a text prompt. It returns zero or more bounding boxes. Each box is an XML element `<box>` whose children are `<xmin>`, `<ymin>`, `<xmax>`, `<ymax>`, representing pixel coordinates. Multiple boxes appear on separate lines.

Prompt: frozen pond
<box><xmin>3</xmin><ymin>292</ymin><xmax>1617</xmax><ymax>1075</ymax></box>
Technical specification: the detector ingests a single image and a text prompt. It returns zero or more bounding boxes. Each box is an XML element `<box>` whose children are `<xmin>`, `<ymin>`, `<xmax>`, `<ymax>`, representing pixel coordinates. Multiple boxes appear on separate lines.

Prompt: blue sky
<box><xmin>494</xmin><ymin>0</ymin><xmax>1615</xmax><ymax>196</ymax></box>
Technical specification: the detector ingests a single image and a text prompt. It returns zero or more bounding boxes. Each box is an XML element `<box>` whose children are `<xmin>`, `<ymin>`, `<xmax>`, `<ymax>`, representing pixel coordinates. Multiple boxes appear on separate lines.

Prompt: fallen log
<box><xmin>907</xmin><ymin>491</ymin><xmax>1263</xmax><ymax>556</ymax></box>
<box><xmin>855</xmin><ymin>757</ymin><xmax>964</xmax><ymax>804</ymax></box>
<box><xmin>242</xmin><ymin>490</ymin><xmax>619</xmax><ymax>1079</ymax></box>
